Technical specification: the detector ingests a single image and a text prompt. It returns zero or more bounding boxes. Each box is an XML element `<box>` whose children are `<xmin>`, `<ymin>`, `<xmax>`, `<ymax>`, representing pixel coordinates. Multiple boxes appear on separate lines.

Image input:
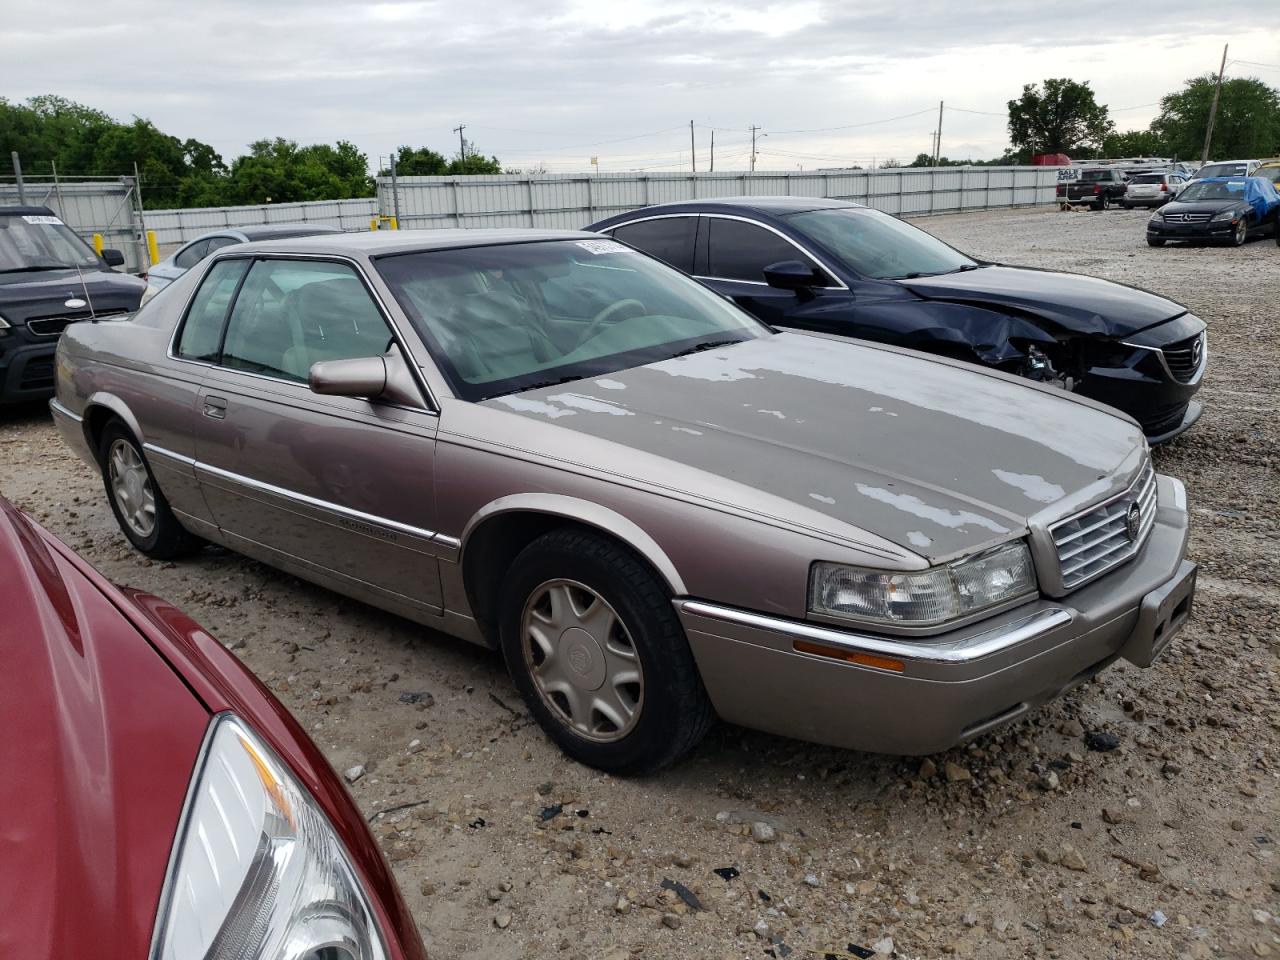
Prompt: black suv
<box><xmin>0</xmin><ymin>207</ymin><xmax>146</xmax><ymax>404</ymax></box>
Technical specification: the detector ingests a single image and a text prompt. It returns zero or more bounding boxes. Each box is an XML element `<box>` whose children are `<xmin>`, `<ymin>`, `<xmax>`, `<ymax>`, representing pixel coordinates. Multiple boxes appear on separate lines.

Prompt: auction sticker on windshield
<box><xmin>574</xmin><ymin>239</ymin><xmax>631</xmax><ymax>255</ymax></box>
<box><xmin>21</xmin><ymin>215</ymin><xmax>63</xmax><ymax>225</ymax></box>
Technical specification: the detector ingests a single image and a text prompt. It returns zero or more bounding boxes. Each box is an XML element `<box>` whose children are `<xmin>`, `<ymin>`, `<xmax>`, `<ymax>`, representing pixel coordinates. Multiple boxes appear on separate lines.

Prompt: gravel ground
<box><xmin>2</xmin><ymin>206</ymin><xmax>1277</xmax><ymax>960</ymax></box>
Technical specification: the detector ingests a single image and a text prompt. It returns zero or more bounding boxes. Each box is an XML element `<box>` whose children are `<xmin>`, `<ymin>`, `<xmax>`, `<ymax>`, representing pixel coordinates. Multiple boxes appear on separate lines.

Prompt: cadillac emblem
<box><xmin>1125</xmin><ymin>502</ymin><xmax>1142</xmax><ymax>542</ymax></box>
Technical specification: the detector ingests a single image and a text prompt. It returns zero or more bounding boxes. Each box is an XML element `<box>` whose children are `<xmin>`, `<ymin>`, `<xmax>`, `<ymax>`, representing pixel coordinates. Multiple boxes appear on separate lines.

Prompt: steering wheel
<box><xmin>574</xmin><ymin>299</ymin><xmax>647</xmax><ymax>349</ymax></box>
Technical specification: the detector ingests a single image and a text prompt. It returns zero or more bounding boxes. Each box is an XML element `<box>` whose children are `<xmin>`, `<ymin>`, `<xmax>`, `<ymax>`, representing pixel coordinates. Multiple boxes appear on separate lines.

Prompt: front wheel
<box><xmin>498</xmin><ymin>528</ymin><xmax>713</xmax><ymax>774</ymax></box>
<box><xmin>1230</xmin><ymin>219</ymin><xmax>1248</xmax><ymax>246</ymax></box>
<box><xmin>98</xmin><ymin>420</ymin><xmax>202</xmax><ymax>558</ymax></box>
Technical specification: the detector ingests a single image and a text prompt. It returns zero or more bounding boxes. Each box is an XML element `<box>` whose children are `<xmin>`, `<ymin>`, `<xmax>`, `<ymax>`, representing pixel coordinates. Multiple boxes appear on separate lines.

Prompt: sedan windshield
<box><xmin>785</xmin><ymin>207</ymin><xmax>977</xmax><ymax>280</ymax></box>
<box><xmin>1177</xmin><ymin>181</ymin><xmax>1246</xmax><ymax>203</ymax></box>
<box><xmin>375</xmin><ymin>239</ymin><xmax>769</xmax><ymax>401</ymax></box>
<box><xmin>0</xmin><ymin>214</ymin><xmax>99</xmax><ymax>272</ymax></box>
<box><xmin>1196</xmin><ymin>163</ymin><xmax>1249</xmax><ymax>179</ymax></box>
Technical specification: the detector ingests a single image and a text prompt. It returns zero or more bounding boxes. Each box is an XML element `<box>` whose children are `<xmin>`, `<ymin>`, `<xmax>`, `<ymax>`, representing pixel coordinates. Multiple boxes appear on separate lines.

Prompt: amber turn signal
<box><xmin>793</xmin><ymin>640</ymin><xmax>905</xmax><ymax>673</ymax></box>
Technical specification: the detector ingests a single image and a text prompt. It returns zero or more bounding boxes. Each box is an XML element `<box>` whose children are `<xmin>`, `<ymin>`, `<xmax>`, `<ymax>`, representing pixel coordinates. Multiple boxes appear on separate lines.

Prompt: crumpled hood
<box><xmin>900</xmin><ymin>265</ymin><xmax>1185</xmax><ymax>338</ymax></box>
<box><xmin>486</xmin><ymin>333</ymin><xmax>1144</xmax><ymax>561</ymax></box>
<box><xmin>0</xmin><ymin>502</ymin><xmax>208</xmax><ymax>960</ymax></box>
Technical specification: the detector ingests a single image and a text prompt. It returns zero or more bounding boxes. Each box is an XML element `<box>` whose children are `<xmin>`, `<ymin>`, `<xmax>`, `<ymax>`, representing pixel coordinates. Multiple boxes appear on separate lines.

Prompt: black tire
<box><xmin>1230</xmin><ymin>218</ymin><xmax>1248</xmax><ymax>246</ymax></box>
<box><xmin>498</xmin><ymin>527</ymin><xmax>714</xmax><ymax>774</ymax></box>
<box><xmin>1147</xmin><ymin>237</ymin><xmax>1166</xmax><ymax>247</ymax></box>
<box><xmin>98</xmin><ymin>419</ymin><xmax>202</xmax><ymax>559</ymax></box>
<box><xmin>1121</xmin><ymin>201</ymin><xmax>1132</xmax><ymax>210</ymax></box>
<box><xmin>1094</xmin><ymin>195</ymin><xmax>1110</xmax><ymax>211</ymax></box>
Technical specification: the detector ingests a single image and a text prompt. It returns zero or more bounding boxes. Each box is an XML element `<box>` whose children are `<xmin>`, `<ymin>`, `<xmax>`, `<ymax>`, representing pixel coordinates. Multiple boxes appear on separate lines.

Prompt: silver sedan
<box><xmin>51</xmin><ymin>230</ymin><xmax>1196</xmax><ymax>773</ymax></box>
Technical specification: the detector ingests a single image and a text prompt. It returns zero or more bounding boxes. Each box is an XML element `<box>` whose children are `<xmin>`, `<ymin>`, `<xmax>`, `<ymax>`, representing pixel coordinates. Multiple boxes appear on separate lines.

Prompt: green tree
<box><xmin>1151</xmin><ymin>74</ymin><xmax>1280</xmax><ymax>161</ymax></box>
<box><xmin>381</xmin><ymin>145</ymin><xmax>450</xmax><ymax>176</ymax></box>
<box><xmin>224</xmin><ymin>138</ymin><xmax>373</xmax><ymax>204</ymax></box>
<box><xmin>447</xmin><ymin>142</ymin><xmax>503</xmax><ymax>175</ymax></box>
<box><xmin>1100</xmin><ymin>129</ymin><xmax>1169</xmax><ymax>157</ymax></box>
<box><xmin>1007</xmin><ymin>78</ymin><xmax>1114</xmax><ymax>157</ymax></box>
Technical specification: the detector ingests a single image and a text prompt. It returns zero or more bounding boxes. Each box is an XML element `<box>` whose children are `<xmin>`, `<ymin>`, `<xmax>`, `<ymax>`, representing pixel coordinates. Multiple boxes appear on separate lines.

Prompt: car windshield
<box><xmin>1255</xmin><ymin>166</ymin><xmax>1280</xmax><ymax>184</ymax></box>
<box><xmin>784</xmin><ymin>207</ymin><xmax>977</xmax><ymax>280</ymax></box>
<box><xmin>1177</xmin><ymin>180</ymin><xmax>1246</xmax><ymax>202</ymax></box>
<box><xmin>1197</xmin><ymin>163</ymin><xmax>1248</xmax><ymax>179</ymax></box>
<box><xmin>375</xmin><ymin>238</ymin><xmax>769</xmax><ymax>401</ymax></box>
<box><xmin>0</xmin><ymin>213</ymin><xmax>99</xmax><ymax>272</ymax></box>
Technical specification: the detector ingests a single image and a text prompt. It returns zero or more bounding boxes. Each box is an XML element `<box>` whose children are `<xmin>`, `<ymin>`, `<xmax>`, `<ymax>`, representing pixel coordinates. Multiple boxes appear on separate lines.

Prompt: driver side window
<box><xmin>220</xmin><ymin>259</ymin><xmax>392</xmax><ymax>382</ymax></box>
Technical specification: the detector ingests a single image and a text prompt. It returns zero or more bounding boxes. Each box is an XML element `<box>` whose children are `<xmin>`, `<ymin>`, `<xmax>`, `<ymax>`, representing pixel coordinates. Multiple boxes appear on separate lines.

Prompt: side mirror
<box><xmin>763</xmin><ymin>260</ymin><xmax>821</xmax><ymax>292</ymax></box>
<box><xmin>101</xmin><ymin>249</ymin><xmax>125</xmax><ymax>267</ymax></box>
<box><xmin>308</xmin><ymin>347</ymin><xmax>421</xmax><ymax>407</ymax></box>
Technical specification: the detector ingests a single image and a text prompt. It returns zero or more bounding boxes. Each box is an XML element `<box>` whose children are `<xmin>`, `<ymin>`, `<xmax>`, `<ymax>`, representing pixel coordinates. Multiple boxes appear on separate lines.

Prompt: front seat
<box><xmin>436</xmin><ymin>290</ymin><xmax>559</xmax><ymax>380</ymax></box>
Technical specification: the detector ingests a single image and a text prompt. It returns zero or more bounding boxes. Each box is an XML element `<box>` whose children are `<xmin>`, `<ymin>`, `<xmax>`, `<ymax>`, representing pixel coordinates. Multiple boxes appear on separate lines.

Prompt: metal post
<box><xmin>1201</xmin><ymin>45</ymin><xmax>1228</xmax><ymax>166</ymax></box>
<box><xmin>10</xmin><ymin>152</ymin><xmax>26</xmax><ymax>204</ymax></box>
<box><xmin>690</xmin><ymin>121</ymin><xmax>696</xmax><ymax>173</ymax></box>
<box><xmin>50</xmin><ymin>159</ymin><xmax>65</xmax><ymax>216</ymax></box>
<box><xmin>934</xmin><ymin>101</ymin><xmax>944</xmax><ymax>166</ymax></box>
<box><xmin>710</xmin><ymin>131</ymin><xmax>715</xmax><ymax>173</ymax></box>
<box><xmin>454</xmin><ymin>124</ymin><xmax>467</xmax><ymax>163</ymax></box>
<box><xmin>390</xmin><ymin>153</ymin><xmax>401</xmax><ymax>228</ymax></box>
<box><xmin>133</xmin><ymin>163</ymin><xmax>153</xmax><ymax>267</ymax></box>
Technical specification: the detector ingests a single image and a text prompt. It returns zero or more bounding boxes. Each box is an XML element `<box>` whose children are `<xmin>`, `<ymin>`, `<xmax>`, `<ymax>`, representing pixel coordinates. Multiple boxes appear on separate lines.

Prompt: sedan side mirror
<box><xmin>101</xmin><ymin>249</ymin><xmax>125</xmax><ymax>267</ymax></box>
<box><xmin>763</xmin><ymin>260</ymin><xmax>823</xmax><ymax>295</ymax></box>
<box><xmin>308</xmin><ymin>347</ymin><xmax>422</xmax><ymax>407</ymax></box>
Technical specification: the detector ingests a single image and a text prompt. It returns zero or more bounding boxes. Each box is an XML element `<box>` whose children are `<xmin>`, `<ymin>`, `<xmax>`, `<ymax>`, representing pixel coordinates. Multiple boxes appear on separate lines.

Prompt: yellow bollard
<box><xmin>389</xmin><ymin>217</ymin><xmax>398</xmax><ymax>230</ymax></box>
<box><xmin>370</xmin><ymin>217</ymin><xmax>379</xmax><ymax>231</ymax></box>
<box><xmin>146</xmin><ymin>231</ymin><xmax>160</xmax><ymax>266</ymax></box>
<box><xmin>92</xmin><ymin>233</ymin><xmax>104</xmax><ymax>255</ymax></box>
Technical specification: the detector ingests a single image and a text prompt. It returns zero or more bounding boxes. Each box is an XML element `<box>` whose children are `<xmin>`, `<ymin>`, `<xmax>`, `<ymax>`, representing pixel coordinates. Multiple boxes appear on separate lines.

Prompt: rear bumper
<box><xmin>0</xmin><ymin>342</ymin><xmax>57</xmax><ymax>404</ymax></box>
<box><xmin>676</xmin><ymin>475</ymin><xmax>1192</xmax><ymax>756</ymax></box>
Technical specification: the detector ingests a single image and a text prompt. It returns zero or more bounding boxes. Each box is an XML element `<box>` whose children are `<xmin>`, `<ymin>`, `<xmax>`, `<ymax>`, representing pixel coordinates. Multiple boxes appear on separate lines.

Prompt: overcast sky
<box><xmin>4</xmin><ymin>1</ymin><xmax>1276</xmax><ymax>172</ymax></box>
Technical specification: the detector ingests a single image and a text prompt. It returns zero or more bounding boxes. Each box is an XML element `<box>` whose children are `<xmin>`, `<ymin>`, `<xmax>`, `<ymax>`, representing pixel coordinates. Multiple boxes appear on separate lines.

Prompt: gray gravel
<box><xmin>2</xmin><ymin>205</ymin><xmax>1277</xmax><ymax>959</ymax></box>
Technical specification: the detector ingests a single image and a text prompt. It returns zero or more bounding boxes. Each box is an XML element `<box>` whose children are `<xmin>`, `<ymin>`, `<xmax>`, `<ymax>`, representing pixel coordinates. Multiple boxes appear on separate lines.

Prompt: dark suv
<box><xmin>0</xmin><ymin>206</ymin><xmax>146</xmax><ymax>404</ymax></box>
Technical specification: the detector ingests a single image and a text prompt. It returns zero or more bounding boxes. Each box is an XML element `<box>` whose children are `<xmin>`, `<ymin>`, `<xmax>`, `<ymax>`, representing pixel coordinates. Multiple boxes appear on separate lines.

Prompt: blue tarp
<box><xmin>1192</xmin><ymin>176</ymin><xmax>1280</xmax><ymax>220</ymax></box>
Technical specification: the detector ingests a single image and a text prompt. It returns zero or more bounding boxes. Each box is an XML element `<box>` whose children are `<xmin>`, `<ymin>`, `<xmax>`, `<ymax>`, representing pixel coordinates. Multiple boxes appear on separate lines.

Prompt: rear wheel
<box><xmin>1094</xmin><ymin>195</ymin><xmax>1110</xmax><ymax>211</ymax></box>
<box><xmin>1121</xmin><ymin>200</ymin><xmax>1132</xmax><ymax>209</ymax></box>
<box><xmin>98</xmin><ymin>420</ymin><xmax>202</xmax><ymax>559</ymax></box>
<box><xmin>498</xmin><ymin>528</ymin><xmax>713</xmax><ymax>774</ymax></box>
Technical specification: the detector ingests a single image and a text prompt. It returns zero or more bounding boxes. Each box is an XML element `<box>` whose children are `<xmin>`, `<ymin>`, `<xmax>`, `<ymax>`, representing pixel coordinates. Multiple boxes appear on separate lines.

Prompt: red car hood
<box><xmin>0</xmin><ymin>503</ymin><xmax>209</xmax><ymax>960</ymax></box>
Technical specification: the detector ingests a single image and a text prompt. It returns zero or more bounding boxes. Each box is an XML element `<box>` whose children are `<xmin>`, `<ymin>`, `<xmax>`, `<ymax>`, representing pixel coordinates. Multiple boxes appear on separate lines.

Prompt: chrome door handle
<box><xmin>203</xmin><ymin>396</ymin><xmax>227</xmax><ymax>419</ymax></box>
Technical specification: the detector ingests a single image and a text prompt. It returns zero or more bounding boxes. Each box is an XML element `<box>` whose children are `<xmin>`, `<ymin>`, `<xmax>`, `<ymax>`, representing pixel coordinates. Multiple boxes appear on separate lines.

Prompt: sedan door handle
<box><xmin>202</xmin><ymin>396</ymin><xmax>227</xmax><ymax>419</ymax></box>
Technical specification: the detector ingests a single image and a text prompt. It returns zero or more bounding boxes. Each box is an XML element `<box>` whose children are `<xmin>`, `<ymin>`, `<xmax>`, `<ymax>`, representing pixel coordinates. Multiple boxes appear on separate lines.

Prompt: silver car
<box><xmin>1123</xmin><ymin>172</ymin><xmax>1188</xmax><ymax>208</ymax></box>
<box><xmin>145</xmin><ymin>224</ymin><xmax>342</xmax><ymax>291</ymax></box>
<box><xmin>50</xmin><ymin>230</ymin><xmax>1197</xmax><ymax>773</ymax></box>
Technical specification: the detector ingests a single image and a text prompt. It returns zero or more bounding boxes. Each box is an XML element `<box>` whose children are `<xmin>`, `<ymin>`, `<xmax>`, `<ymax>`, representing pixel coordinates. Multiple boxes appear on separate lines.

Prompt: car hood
<box><xmin>0</xmin><ymin>502</ymin><xmax>209</xmax><ymax>960</ymax></box>
<box><xmin>1161</xmin><ymin>199</ymin><xmax>1248</xmax><ymax>214</ymax></box>
<box><xmin>898</xmin><ymin>264</ymin><xmax>1184</xmax><ymax>338</ymax></box>
<box><xmin>486</xmin><ymin>333</ymin><xmax>1144</xmax><ymax>561</ymax></box>
<box><xmin>0</xmin><ymin>267</ymin><xmax>146</xmax><ymax>321</ymax></box>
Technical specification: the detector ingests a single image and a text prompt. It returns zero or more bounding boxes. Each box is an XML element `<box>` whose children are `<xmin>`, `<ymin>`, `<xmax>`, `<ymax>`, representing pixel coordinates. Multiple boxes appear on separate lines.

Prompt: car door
<box><xmin>693</xmin><ymin>215</ymin><xmax>850</xmax><ymax>328</ymax></box>
<box><xmin>190</xmin><ymin>255</ymin><xmax>445</xmax><ymax>615</ymax></box>
<box><xmin>608</xmin><ymin>216</ymin><xmax>697</xmax><ymax>273</ymax></box>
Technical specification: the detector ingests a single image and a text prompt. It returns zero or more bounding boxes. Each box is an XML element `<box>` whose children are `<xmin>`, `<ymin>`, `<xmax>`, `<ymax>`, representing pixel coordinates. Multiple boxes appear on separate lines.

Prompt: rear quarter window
<box><xmin>176</xmin><ymin>259</ymin><xmax>250</xmax><ymax>361</ymax></box>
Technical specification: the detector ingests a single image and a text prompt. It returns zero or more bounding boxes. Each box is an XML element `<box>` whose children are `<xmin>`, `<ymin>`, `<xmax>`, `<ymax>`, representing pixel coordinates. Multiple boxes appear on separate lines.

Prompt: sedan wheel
<box><xmin>499</xmin><ymin>528</ymin><xmax>714</xmax><ymax>773</ymax></box>
<box><xmin>98</xmin><ymin>419</ymin><xmax>202</xmax><ymax>559</ymax></box>
<box><xmin>1232</xmin><ymin>219</ymin><xmax>1248</xmax><ymax>246</ymax></box>
<box><xmin>521</xmin><ymin>579</ymin><xmax>643</xmax><ymax>742</ymax></box>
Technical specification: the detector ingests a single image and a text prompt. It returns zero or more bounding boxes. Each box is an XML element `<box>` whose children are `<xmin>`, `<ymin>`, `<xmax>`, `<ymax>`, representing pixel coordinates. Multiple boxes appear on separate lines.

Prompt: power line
<box><xmin>767</xmin><ymin>107</ymin><xmax>936</xmax><ymax>136</ymax></box>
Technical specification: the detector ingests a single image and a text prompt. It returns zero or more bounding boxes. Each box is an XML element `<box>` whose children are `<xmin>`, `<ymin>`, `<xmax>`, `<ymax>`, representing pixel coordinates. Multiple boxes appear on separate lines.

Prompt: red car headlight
<box><xmin>150</xmin><ymin>714</ymin><xmax>389</xmax><ymax>960</ymax></box>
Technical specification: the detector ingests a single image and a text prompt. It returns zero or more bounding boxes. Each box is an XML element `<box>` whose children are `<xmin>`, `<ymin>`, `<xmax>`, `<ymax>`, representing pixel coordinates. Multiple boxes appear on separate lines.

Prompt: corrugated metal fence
<box><xmin>0</xmin><ymin>177</ymin><xmax>148</xmax><ymax>273</ymax></box>
<box><xmin>377</xmin><ymin>166</ymin><xmax>1058</xmax><ymax>229</ymax></box>
<box><xmin>144</xmin><ymin>198</ymin><xmax>377</xmax><ymax>245</ymax></box>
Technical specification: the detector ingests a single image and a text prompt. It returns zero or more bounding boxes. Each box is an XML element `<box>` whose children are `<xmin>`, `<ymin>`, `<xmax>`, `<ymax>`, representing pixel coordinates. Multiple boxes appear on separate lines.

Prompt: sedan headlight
<box><xmin>1211</xmin><ymin>209</ymin><xmax>1236</xmax><ymax>222</ymax></box>
<box><xmin>152</xmin><ymin>715</ymin><xmax>388</xmax><ymax>960</ymax></box>
<box><xmin>810</xmin><ymin>541</ymin><xmax>1036</xmax><ymax>628</ymax></box>
<box><xmin>0</xmin><ymin>313</ymin><xmax>10</xmax><ymax>337</ymax></box>
<box><xmin>1148</xmin><ymin>209</ymin><xmax>1164</xmax><ymax>221</ymax></box>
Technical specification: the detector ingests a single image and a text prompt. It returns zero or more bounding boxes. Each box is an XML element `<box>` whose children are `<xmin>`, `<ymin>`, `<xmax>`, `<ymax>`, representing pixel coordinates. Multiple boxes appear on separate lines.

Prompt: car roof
<box><xmin>235</xmin><ymin>224</ymin><xmax>344</xmax><ymax>239</ymax></box>
<box><xmin>0</xmin><ymin>205</ymin><xmax>59</xmax><ymax>217</ymax></box>
<box><xmin>230</xmin><ymin>228</ymin><xmax>602</xmax><ymax>257</ymax></box>
<box><xmin>602</xmin><ymin>196</ymin><xmax>865</xmax><ymax>219</ymax></box>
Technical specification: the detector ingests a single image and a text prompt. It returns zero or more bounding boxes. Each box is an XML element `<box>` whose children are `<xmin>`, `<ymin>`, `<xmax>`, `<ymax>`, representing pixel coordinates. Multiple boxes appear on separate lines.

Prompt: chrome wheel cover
<box><xmin>107</xmin><ymin>438</ymin><xmax>156</xmax><ymax>538</ymax></box>
<box><xmin>521</xmin><ymin>579</ymin><xmax>644</xmax><ymax>743</ymax></box>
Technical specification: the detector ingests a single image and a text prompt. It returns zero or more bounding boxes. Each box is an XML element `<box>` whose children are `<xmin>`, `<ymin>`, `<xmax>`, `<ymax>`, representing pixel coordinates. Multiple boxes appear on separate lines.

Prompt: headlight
<box><xmin>152</xmin><ymin>715</ymin><xmax>388</xmax><ymax>960</ymax></box>
<box><xmin>0</xmin><ymin>314</ymin><xmax>10</xmax><ymax>337</ymax></box>
<box><xmin>810</xmin><ymin>541</ymin><xmax>1036</xmax><ymax>628</ymax></box>
<box><xmin>1149</xmin><ymin>209</ymin><xmax>1164</xmax><ymax>221</ymax></box>
<box><xmin>1211</xmin><ymin>209</ymin><xmax>1236</xmax><ymax>222</ymax></box>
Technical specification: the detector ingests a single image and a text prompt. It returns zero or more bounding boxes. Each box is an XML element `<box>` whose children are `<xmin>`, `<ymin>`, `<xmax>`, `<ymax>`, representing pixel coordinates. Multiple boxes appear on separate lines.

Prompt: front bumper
<box><xmin>1147</xmin><ymin>219</ymin><xmax>1237</xmax><ymax>241</ymax></box>
<box><xmin>676</xmin><ymin>475</ymin><xmax>1193</xmax><ymax>756</ymax></box>
<box><xmin>0</xmin><ymin>341</ymin><xmax>57</xmax><ymax>404</ymax></box>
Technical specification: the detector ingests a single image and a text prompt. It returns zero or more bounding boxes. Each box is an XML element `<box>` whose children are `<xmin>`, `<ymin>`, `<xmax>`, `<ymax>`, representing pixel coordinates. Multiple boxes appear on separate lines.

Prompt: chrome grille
<box><xmin>1161</xmin><ymin>332</ymin><xmax>1205</xmax><ymax>384</ymax></box>
<box><xmin>26</xmin><ymin>311</ymin><xmax>126</xmax><ymax>338</ymax></box>
<box><xmin>1164</xmin><ymin>212</ymin><xmax>1211</xmax><ymax>223</ymax></box>
<box><xmin>1051</xmin><ymin>460</ymin><xmax>1157</xmax><ymax>591</ymax></box>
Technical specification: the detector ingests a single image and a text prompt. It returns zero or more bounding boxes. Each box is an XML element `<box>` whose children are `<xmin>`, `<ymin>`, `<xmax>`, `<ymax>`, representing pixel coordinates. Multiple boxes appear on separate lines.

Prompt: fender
<box><xmin>82</xmin><ymin>390</ymin><xmax>146</xmax><ymax>451</ymax></box>
<box><xmin>459</xmin><ymin>493</ymin><xmax>688</xmax><ymax>596</ymax></box>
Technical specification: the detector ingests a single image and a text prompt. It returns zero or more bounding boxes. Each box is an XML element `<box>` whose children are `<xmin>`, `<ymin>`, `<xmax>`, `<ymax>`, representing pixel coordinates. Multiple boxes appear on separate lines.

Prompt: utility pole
<box><xmin>750</xmin><ymin>125</ymin><xmax>763</xmax><ymax>172</ymax></box>
<box><xmin>690</xmin><ymin>121</ymin><xmax>697</xmax><ymax>173</ymax></box>
<box><xmin>1200</xmin><ymin>45</ymin><xmax>1228</xmax><ymax>166</ymax></box>
<box><xmin>710</xmin><ymin>130</ymin><xmax>715</xmax><ymax>173</ymax></box>
<box><xmin>389</xmin><ymin>152</ymin><xmax>401</xmax><ymax>227</ymax></box>
<box><xmin>453</xmin><ymin>124</ymin><xmax>467</xmax><ymax>163</ymax></box>
<box><xmin>934</xmin><ymin>100</ymin><xmax>944</xmax><ymax>166</ymax></box>
<box><xmin>10</xmin><ymin>152</ymin><xmax>25</xmax><ymax>204</ymax></box>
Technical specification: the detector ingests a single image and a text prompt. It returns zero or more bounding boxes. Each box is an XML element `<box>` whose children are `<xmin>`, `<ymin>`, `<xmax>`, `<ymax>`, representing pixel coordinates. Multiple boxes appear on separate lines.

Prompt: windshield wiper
<box><xmin>0</xmin><ymin>264</ymin><xmax>74</xmax><ymax>274</ymax></box>
<box><xmin>668</xmin><ymin>338</ymin><xmax>746</xmax><ymax>359</ymax></box>
<box><xmin>487</xmin><ymin>374</ymin><xmax>585</xmax><ymax>400</ymax></box>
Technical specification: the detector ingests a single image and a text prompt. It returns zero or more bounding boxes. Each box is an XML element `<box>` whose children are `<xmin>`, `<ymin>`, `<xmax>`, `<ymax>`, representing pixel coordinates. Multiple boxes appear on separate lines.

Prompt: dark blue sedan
<box><xmin>587</xmin><ymin>197</ymin><xmax>1206</xmax><ymax>443</ymax></box>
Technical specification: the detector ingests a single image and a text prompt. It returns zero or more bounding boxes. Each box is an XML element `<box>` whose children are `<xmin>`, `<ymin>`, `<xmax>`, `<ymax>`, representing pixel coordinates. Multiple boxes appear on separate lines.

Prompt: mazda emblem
<box><xmin>1191</xmin><ymin>336</ymin><xmax>1202</xmax><ymax>366</ymax></box>
<box><xmin>1125</xmin><ymin>502</ymin><xmax>1142</xmax><ymax>542</ymax></box>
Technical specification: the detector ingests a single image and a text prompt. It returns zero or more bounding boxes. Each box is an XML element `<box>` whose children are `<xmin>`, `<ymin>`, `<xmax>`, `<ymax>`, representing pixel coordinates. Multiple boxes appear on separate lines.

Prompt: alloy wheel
<box><xmin>521</xmin><ymin>579</ymin><xmax>644</xmax><ymax>742</ymax></box>
<box><xmin>107</xmin><ymin>438</ymin><xmax>156</xmax><ymax>538</ymax></box>
<box><xmin>1234</xmin><ymin>220</ymin><xmax>1247</xmax><ymax>246</ymax></box>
